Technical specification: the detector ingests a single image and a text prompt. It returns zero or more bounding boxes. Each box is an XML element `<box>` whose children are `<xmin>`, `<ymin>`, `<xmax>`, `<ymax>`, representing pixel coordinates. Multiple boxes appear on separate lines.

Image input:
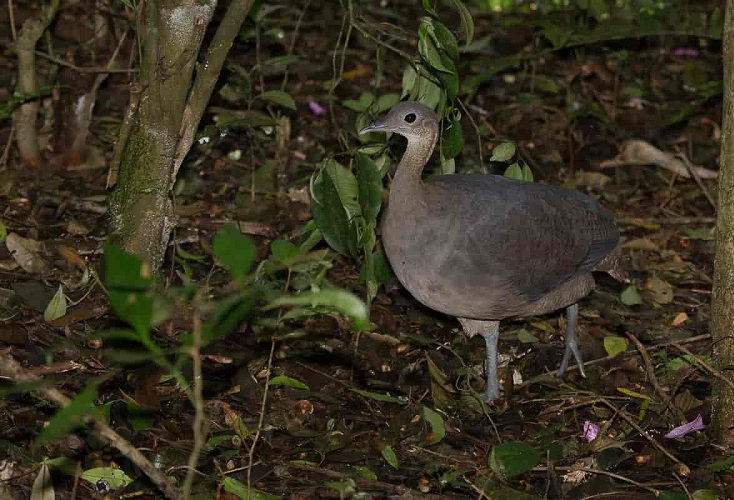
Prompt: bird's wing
<box><xmin>424</xmin><ymin>174</ymin><xmax>619</xmax><ymax>302</ymax></box>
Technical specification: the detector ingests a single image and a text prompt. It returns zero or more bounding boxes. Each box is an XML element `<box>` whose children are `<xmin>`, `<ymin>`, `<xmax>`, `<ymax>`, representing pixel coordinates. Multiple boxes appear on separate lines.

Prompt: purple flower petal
<box><xmin>309</xmin><ymin>100</ymin><xmax>327</xmax><ymax>116</ymax></box>
<box><xmin>673</xmin><ymin>48</ymin><xmax>699</xmax><ymax>57</ymax></box>
<box><xmin>664</xmin><ymin>414</ymin><xmax>705</xmax><ymax>439</ymax></box>
<box><xmin>583</xmin><ymin>420</ymin><xmax>600</xmax><ymax>442</ymax></box>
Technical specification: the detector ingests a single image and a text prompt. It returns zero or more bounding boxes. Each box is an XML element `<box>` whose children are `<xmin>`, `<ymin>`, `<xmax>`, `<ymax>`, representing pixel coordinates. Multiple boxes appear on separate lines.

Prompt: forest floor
<box><xmin>0</xmin><ymin>1</ymin><xmax>728</xmax><ymax>498</ymax></box>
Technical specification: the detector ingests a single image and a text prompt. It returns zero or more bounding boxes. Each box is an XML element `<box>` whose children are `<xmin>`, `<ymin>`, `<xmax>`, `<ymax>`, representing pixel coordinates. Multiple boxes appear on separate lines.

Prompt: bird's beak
<box><xmin>359</xmin><ymin>119</ymin><xmax>388</xmax><ymax>135</ymax></box>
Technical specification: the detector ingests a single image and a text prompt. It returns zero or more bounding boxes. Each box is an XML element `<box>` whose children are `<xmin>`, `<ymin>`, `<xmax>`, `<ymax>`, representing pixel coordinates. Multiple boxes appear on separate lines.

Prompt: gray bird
<box><xmin>360</xmin><ymin>101</ymin><xmax>619</xmax><ymax>402</ymax></box>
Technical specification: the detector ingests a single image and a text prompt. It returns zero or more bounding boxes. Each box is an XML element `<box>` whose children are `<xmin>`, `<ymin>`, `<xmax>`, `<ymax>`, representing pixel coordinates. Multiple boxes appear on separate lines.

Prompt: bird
<box><xmin>359</xmin><ymin>101</ymin><xmax>620</xmax><ymax>403</ymax></box>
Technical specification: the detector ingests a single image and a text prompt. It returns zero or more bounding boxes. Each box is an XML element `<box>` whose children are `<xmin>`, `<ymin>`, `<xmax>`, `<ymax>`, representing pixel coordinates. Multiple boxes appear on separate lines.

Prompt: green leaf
<box><xmin>80</xmin><ymin>467</ymin><xmax>133</xmax><ymax>489</ymax></box>
<box><xmin>441</xmin><ymin>115</ymin><xmax>464</xmax><ymax>159</ymax></box>
<box><xmin>356</xmin><ymin>153</ymin><xmax>382</xmax><ymax>225</ymax></box>
<box><xmin>222</xmin><ymin>477</ymin><xmax>280</xmax><ymax>500</ymax></box>
<box><xmin>691</xmin><ymin>490</ymin><xmax>721</xmax><ymax>500</ymax></box>
<box><xmin>422</xmin><ymin>0</ymin><xmax>437</xmax><ymax>16</ymax></box>
<box><xmin>203</xmin><ymin>292</ymin><xmax>254</xmax><ymax>343</ymax></box>
<box><xmin>103</xmin><ymin>244</ymin><xmax>154</xmax><ymax>335</ymax></box>
<box><xmin>310</xmin><ymin>169</ymin><xmax>355</xmax><ymax>257</ymax></box>
<box><xmin>440</xmin><ymin>155</ymin><xmax>455</xmax><ymax>175</ymax></box>
<box><xmin>489</xmin><ymin>442</ymin><xmax>541</xmax><ymax>478</ymax></box>
<box><xmin>683</xmin><ymin>228</ymin><xmax>713</xmax><ymax>240</ymax></box>
<box><xmin>620</xmin><ymin>285</ymin><xmax>642</xmax><ymax>306</ymax></box>
<box><xmin>422</xmin><ymin>406</ymin><xmax>446</xmax><ymax>445</ymax></box>
<box><xmin>44</xmin><ymin>286</ymin><xmax>67</xmax><ymax>322</ymax></box>
<box><xmin>258</xmin><ymin>90</ymin><xmax>296</xmax><ymax>110</ymax></box>
<box><xmin>376</xmin><ymin>93</ymin><xmax>401</xmax><ymax>112</ymax></box>
<box><xmin>415</xmin><ymin>75</ymin><xmax>442</xmax><ymax>109</ymax></box>
<box><xmin>402</xmin><ymin>64</ymin><xmax>419</xmax><ymax>98</ymax></box>
<box><xmin>418</xmin><ymin>20</ymin><xmax>453</xmax><ymax>73</ymax></box>
<box><xmin>433</xmin><ymin>20</ymin><xmax>460</xmax><ymax>60</ymax></box>
<box><xmin>349</xmin><ymin>388</ymin><xmax>405</xmax><ymax>403</ymax></box>
<box><xmin>503</xmin><ymin>163</ymin><xmax>523</xmax><ymax>180</ymax></box>
<box><xmin>521</xmin><ymin>164</ymin><xmax>534</xmax><ymax>182</ymax></box>
<box><xmin>436</xmin><ymin>57</ymin><xmax>459</xmax><ymax>101</ymax></box>
<box><xmin>447</xmin><ymin>0</ymin><xmax>474</xmax><ymax>46</ymax></box>
<box><xmin>271</xmin><ymin>240</ymin><xmax>300</xmax><ymax>266</ymax></box>
<box><xmin>323</xmin><ymin>160</ymin><xmax>361</xmax><ymax>219</ymax></box>
<box><xmin>268</xmin><ymin>289</ymin><xmax>369</xmax><ymax>330</ymax></box>
<box><xmin>269</xmin><ymin>375</ymin><xmax>309</xmax><ymax>390</ymax></box>
<box><xmin>213</xmin><ymin>224</ymin><xmax>257</xmax><ymax>281</ymax></box>
<box><xmin>516</xmin><ymin>329</ymin><xmax>539</xmax><ymax>343</ymax></box>
<box><xmin>491</xmin><ymin>142</ymin><xmax>516</xmax><ymax>162</ymax></box>
<box><xmin>381</xmin><ymin>445</ymin><xmax>399</xmax><ymax>469</ymax></box>
<box><xmin>0</xmin><ymin>220</ymin><xmax>6</xmax><ymax>242</ymax></box>
<box><xmin>37</xmin><ymin>382</ymin><xmax>99</xmax><ymax>447</ymax></box>
<box><xmin>603</xmin><ymin>336</ymin><xmax>628</xmax><ymax>357</ymax></box>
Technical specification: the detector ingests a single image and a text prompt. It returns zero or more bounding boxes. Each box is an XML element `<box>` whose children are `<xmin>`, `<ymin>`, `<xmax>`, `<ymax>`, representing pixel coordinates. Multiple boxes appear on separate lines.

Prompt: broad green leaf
<box><xmin>258</xmin><ymin>90</ymin><xmax>296</xmax><ymax>110</ymax></box>
<box><xmin>0</xmin><ymin>220</ymin><xmax>6</xmax><ymax>242</ymax></box>
<box><xmin>649</xmin><ymin>275</ymin><xmax>674</xmax><ymax>305</ymax></box>
<box><xmin>422</xmin><ymin>406</ymin><xmax>446</xmax><ymax>445</ymax></box>
<box><xmin>440</xmin><ymin>155</ymin><xmax>455</xmax><ymax>175</ymax></box>
<box><xmin>491</xmin><ymin>142</ymin><xmax>516</xmax><ymax>162</ymax></box>
<box><xmin>203</xmin><ymin>292</ymin><xmax>254</xmax><ymax>343</ymax></box>
<box><xmin>268</xmin><ymin>289</ymin><xmax>369</xmax><ymax>330</ymax></box>
<box><xmin>222</xmin><ymin>477</ymin><xmax>280</xmax><ymax>500</ymax></box>
<box><xmin>271</xmin><ymin>239</ymin><xmax>300</xmax><ymax>266</ymax></box>
<box><xmin>381</xmin><ymin>445</ymin><xmax>399</xmax><ymax>469</ymax></box>
<box><xmin>103</xmin><ymin>244</ymin><xmax>154</xmax><ymax>335</ymax></box>
<box><xmin>213</xmin><ymin>224</ymin><xmax>257</xmax><ymax>281</ymax></box>
<box><xmin>356</xmin><ymin>153</ymin><xmax>382</xmax><ymax>225</ymax></box>
<box><xmin>376</xmin><ymin>93</ymin><xmax>400</xmax><ymax>112</ymax></box>
<box><xmin>448</xmin><ymin>0</ymin><xmax>474</xmax><ymax>45</ymax></box>
<box><xmin>657</xmin><ymin>492</ymin><xmax>689</xmax><ymax>500</ymax></box>
<box><xmin>433</xmin><ymin>20</ymin><xmax>460</xmax><ymax>60</ymax></box>
<box><xmin>310</xmin><ymin>169</ymin><xmax>355</xmax><ymax>257</ymax></box>
<box><xmin>489</xmin><ymin>442</ymin><xmax>541</xmax><ymax>478</ymax></box>
<box><xmin>603</xmin><ymin>335</ymin><xmax>628</xmax><ymax>357</ymax></box>
<box><xmin>44</xmin><ymin>286</ymin><xmax>67</xmax><ymax>322</ymax></box>
<box><xmin>516</xmin><ymin>329</ymin><xmax>539</xmax><ymax>343</ymax></box>
<box><xmin>441</xmin><ymin>116</ymin><xmax>464</xmax><ymax>159</ymax></box>
<box><xmin>323</xmin><ymin>160</ymin><xmax>361</xmax><ymax>219</ymax></box>
<box><xmin>418</xmin><ymin>20</ymin><xmax>453</xmax><ymax>73</ymax></box>
<box><xmin>349</xmin><ymin>388</ymin><xmax>405</xmax><ymax>403</ymax></box>
<box><xmin>80</xmin><ymin>467</ymin><xmax>134</xmax><ymax>489</ymax></box>
<box><xmin>436</xmin><ymin>56</ymin><xmax>459</xmax><ymax>101</ymax></box>
<box><xmin>37</xmin><ymin>382</ymin><xmax>98</xmax><ymax>447</ymax></box>
<box><xmin>348</xmin><ymin>465</ymin><xmax>377</xmax><ymax>480</ymax></box>
<box><xmin>521</xmin><ymin>164</ymin><xmax>534</xmax><ymax>181</ymax></box>
<box><xmin>503</xmin><ymin>163</ymin><xmax>523</xmax><ymax>180</ymax></box>
<box><xmin>415</xmin><ymin>75</ymin><xmax>442</xmax><ymax>109</ymax></box>
<box><xmin>325</xmin><ymin>479</ymin><xmax>356</xmax><ymax>494</ymax></box>
<box><xmin>269</xmin><ymin>375</ymin><xmax>309</xmax><ymax>390</ymax></box>
<box><xmin>620</xmin><ymin>285</ymin><xmax>642</xmax><ymax>305</ymax></box>
<box><xmin>692</xmin><ymin>490</ymin><xmax>722</xmax><ymax>500</ymax></box>
<box><xmin>402</xmin><ymin>64</ymin><xmax>418</xmax><ymax>98</ymax></box>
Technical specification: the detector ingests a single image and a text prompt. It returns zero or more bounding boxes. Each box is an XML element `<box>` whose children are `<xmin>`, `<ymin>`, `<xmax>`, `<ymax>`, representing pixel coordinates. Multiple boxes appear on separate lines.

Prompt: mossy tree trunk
<box><xmin>712</xmin><ymin>0</ymin><xmax>734</xmax><ymax>448</ymax></box>
<box><xmin>109</xmin><ymin>0</ymin><xmax>254</xmax><ymax>270</ymax></box>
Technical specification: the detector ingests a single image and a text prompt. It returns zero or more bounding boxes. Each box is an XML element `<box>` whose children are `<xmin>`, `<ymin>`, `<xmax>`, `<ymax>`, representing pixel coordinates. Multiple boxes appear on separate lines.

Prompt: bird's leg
<box><xmin>480</xmin><ymin>321</ymin><xmax>501</xmax><ymax>402</ymax></box>
<box><xmin>558</xmin><ymin>303</ymin><xmax>586</xmax><ymax>377</ymax></box>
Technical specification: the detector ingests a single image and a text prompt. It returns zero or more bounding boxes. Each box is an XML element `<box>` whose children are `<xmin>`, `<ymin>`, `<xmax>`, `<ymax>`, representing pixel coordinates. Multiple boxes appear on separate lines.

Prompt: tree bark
<box><xmin>109</xmin><ymin>0</ymin><xmax>254</xmax><ymax>270</ymax></box>
<box><xmin>109</xmin><ymin>0</ymin><xmax>215</xmax><ymax>268</ymax></box>
<box><xmin>712</xmin><ymin>0</ymin><xmax>734</xmax><ymax>448</ymax></box>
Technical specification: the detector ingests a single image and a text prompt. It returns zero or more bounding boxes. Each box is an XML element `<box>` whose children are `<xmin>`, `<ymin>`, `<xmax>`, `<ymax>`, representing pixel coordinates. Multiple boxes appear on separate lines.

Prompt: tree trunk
<box><xmin>110</xmin><ymin>0</ymin><xmax>212</xmax><ymax>268</ymax></box>
<box><xmin>712</xmin><ymin>0</ymin><xmax>734</xmax><ymax>448</ymax></box>
<box><xmin>109</xmin><ymin>0</ymin><xmax>253</xmax><ymax>270</ymax></box>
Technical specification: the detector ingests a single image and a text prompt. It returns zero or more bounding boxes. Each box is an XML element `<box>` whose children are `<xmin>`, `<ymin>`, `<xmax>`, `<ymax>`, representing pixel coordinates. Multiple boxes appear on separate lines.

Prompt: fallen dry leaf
<box><xmin>6</xmin><ymin>233</ymin><xmax>46</xmax><ymax>273</ymax></box>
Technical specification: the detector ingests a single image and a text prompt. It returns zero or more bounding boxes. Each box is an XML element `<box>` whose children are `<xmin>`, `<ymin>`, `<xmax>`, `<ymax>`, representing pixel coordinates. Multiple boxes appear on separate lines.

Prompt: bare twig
<box><xmin>182</xmin><ymin>308</ymin><xmax>207</xmax><ymax>498</ymax></box>
<box><xmin>626</xmin><ymin>332</ymin><xmax>687</xmax><ymax>423</ymax></box>
<box><xmin>246</xmin><ymin>340</ymin><xmax>276</xmax><ymax>497</ymax></box>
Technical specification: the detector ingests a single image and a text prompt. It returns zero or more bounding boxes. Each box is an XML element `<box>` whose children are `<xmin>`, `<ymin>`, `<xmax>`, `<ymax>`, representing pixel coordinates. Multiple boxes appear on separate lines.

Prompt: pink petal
<box><xmin>673</xmin><ymin>48</ymin><xmax>699</xmax><ymax>57</ymax></box>
<box><xmin>583</xmin><ymin>421</ymin><xmax>600</xmax><ymax>442</ymax></box>
<box><xmin>309</xmin><ymin>100</ymin><xmax>327</xmax><ymax>116</ymax></box>
<box><xmin>664</xmin><ymin>414</ymin><xmax>705</xmax><ymax>439</ymax></box>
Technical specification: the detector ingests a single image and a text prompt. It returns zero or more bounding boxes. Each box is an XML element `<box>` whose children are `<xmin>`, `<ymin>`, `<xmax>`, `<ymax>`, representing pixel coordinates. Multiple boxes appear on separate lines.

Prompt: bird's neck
<box><xmin>393</xmin><ymin>132</ymin><xmax>438</xmax><ymax>187</ymax></box>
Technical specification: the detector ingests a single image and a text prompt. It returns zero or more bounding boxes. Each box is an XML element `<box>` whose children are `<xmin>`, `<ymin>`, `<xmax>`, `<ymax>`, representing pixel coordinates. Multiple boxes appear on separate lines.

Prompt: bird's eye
<box><xmin>404</xmin><ymin>113</ymin><xmax>417</xmax><ymax>123</ymax></box>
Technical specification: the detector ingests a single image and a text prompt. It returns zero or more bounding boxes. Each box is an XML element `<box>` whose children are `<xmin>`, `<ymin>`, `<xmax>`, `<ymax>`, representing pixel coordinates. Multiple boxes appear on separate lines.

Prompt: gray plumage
<box><xmin>360</xmin><ymin>101</ymin><xmax>620</xmax><ymax>402</ymax></box>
